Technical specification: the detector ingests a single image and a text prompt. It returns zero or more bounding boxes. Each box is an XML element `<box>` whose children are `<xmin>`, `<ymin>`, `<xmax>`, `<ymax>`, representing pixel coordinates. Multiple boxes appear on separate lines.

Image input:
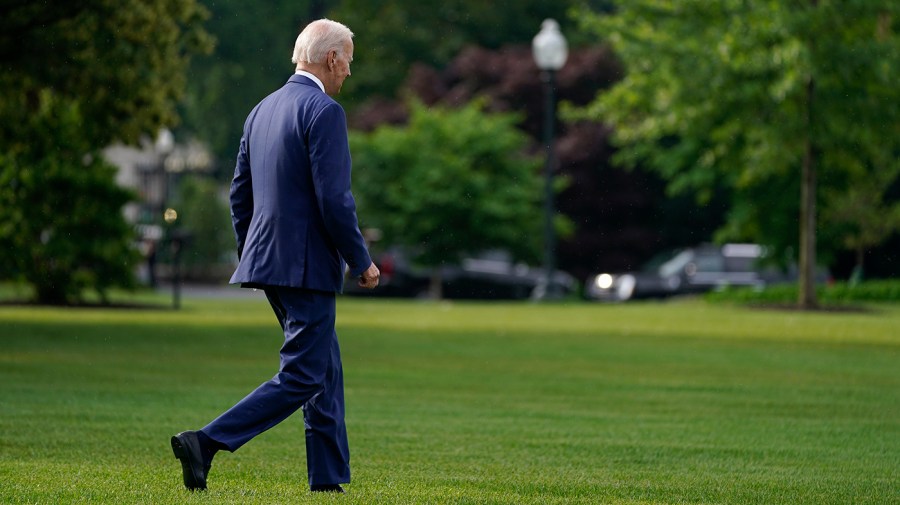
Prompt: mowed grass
<box><xmin>1</xmin><ymin>294</ymin><xmax>898</xmax><ymax>504</ymax></box>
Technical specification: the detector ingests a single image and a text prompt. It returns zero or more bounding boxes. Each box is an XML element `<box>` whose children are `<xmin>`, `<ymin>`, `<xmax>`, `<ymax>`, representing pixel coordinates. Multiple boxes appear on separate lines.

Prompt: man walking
<box><xmin>171</xmin><ymin>19</ymin><xmax>379</xmax><ymax>494</ymax></box>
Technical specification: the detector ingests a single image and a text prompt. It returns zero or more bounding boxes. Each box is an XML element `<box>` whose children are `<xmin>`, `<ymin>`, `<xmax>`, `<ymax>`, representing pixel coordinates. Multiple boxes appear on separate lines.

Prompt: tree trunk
<box><xmin>428</xmin><ymin>268</ymin><xmax>444</xmax><ymax>300</ymax></box>
<box><xmin>798</xmin><ymin>75</ymin><xmax>818</xmax><ymax>309</ymax></box>
<box><xmin>856</xmin><ymin>247</ymin><xmax>865</xmax><ymax>275</ymax></box>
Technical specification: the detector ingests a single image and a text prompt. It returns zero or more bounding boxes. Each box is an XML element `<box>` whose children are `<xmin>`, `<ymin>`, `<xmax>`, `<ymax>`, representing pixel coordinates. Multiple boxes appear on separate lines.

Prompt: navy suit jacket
<box><xmin>229</xmin><ymin>74</ymin><xmax>371</xmax><ymax>292</ymax></box>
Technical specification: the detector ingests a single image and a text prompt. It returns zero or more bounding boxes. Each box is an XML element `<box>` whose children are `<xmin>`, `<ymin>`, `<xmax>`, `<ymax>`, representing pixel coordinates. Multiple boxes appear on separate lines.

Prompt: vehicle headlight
<box><xmin>595</xmin><ymin>273</ymin><xmax>614</xmax><ymax>290</ymax></box>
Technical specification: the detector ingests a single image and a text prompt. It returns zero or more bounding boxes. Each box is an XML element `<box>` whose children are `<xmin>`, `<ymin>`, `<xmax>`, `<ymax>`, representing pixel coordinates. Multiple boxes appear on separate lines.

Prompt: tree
<box><xmin>178</xmin><ymin>0</ymin><xmax>322</xmax><ymax>166</ymax></box>
<box><xmin>574</xmin><ymin>1</ymin><xmax>900</xmax><ymax>309</ymax></box>
<box><xmin>0</xmin><ymin>92</ymin><xmax>137</xmax><ymax>304</ymax></box>
<box><xmin>821</xmin><ymin>164</ymin><xmax>900</xmax><ymax>282</ymax></box>
<box><xmin>350</xmin><ymin>100</ymin><xmax>545</xmax><ymax>297</ymax></box>
<box><xmin>0</xmin><ymin>0</ymin><xmax>213</xmax><ymax>147</ymax></box>
<box><xmin>0</xmin><ymin>1</ymin><xmax>212</xmax><ymax>303</ymax></box>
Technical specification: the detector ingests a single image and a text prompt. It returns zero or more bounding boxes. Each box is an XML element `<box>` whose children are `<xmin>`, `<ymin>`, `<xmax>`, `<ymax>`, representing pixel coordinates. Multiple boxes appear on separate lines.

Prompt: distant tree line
<box><xmin>2</xmin><ymin>0</ymin><xmax>897</xmax><ymax>306</ymax></box>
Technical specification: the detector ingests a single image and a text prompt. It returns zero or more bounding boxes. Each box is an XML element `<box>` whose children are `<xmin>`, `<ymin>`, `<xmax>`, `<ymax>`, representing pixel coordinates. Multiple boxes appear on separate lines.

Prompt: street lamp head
<box><xmin>532</xmin><ymin>19</ymin><xmax>568</xmax><ymax>71</ymax></box>
<box><xmin>155</xmin><ymin>128</ymin><xmax>174</xmax><ymax>155</ymax></box>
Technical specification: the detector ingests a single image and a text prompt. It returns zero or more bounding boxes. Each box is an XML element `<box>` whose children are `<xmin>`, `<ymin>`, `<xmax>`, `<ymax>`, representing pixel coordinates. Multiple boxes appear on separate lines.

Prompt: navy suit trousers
<box><xmin>201</xmin><ymin>286</ymin><xmax>350</xmax><ymax>486</ymax></box>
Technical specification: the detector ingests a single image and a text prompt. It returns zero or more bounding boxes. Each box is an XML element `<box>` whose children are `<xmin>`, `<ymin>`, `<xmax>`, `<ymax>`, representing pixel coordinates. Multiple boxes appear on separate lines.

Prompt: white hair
<box><xmin>291</xmin><ymin>19</ymin><xmax>354</xmax><ymax>65</ymax></box>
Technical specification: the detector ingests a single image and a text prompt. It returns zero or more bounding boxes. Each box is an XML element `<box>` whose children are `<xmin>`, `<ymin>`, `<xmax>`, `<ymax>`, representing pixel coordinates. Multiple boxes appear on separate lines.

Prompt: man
<box><xmin>170</xmin><ymin>19</ymin><xmax>379</xmax><ymax>494</ymax></box>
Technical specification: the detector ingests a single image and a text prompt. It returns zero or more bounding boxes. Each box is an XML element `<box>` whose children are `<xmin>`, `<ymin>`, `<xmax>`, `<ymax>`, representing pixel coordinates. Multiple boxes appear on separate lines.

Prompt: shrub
<box><xmin>706</xmin><ymin>280</ymin><xmax>900</xmax><ymax>305</ymax></box>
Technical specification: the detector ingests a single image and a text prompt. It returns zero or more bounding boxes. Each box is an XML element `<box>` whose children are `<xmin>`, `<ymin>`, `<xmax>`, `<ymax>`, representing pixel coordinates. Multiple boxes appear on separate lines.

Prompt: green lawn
<box><xmin>1</xmin><ymin>295</ymin><xmax>898</xmax><ymax>504</ymax></box>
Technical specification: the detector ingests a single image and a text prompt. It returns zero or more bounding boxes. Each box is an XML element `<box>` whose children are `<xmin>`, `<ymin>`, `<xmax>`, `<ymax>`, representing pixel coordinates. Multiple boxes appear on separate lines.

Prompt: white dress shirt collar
<box><xmin>295</xmin><ymin>70</ymin><xmax>325</xmax><ymax>93</ymax></box>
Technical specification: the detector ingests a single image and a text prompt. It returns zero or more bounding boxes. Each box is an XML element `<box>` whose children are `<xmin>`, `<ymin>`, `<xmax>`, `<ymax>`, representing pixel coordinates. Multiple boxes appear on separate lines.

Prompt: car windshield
<box><xmin>658</xmin><ymin>250</ymin><xmax>694</xmax><ymax>278</ymax></box>
<box><xmin>637</xmin><ymin>251</ymin><xmax>675</xmax><ymax>273</ymax></box>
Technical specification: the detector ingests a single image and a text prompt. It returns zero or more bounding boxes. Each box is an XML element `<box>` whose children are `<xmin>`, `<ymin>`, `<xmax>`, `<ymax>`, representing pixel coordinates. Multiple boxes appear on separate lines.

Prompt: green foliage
<box><xmin>707</xmin><ymin>279</ymin><xmax>900</xmax><ymax>304</ymax></box>
<box><xmin>712</xmin><ymin>169</ymin><xmax>801</xmax><ymax>269</ymax></box>
<box><xmin>331</xmin><ymin>0</ymin><xmax>614</xmax><ymax>104</ymax></box>
<box><xmin>821</xmin><ymin>162</ymin><xmax>900</xmax><ymax>268</ymax></box>
<box><xmin>178</xmin><ymin>0</ymin><xmax>318</xmax><ymax>167</ymax></box>
<box><xmin>350</xmin><ymin>100</ymin><xmax>545</xmax><ymax>266</ymax></box>
<box><xmin>0</xmin><ymin>0</ymin><xmax>213</xmax><ymax>146</ymax></box>
<box><xmin>0</xmin><ymin>92</ymin><xmax>138</xmax><ymax>305</ymax></box>
<box><xmin>182</xmin><ymin>0</ymin><xmax>615</xmax><ymax>163</ymax></box>
<box><xmin>572</xmin><ymin>2</ymin><xmax>900</xmax><ymax>265</ymax></box>
<box><xmin>0</xmin><ymin>1</ymin><xmax>212</xmax><ymax>303</ymax></box>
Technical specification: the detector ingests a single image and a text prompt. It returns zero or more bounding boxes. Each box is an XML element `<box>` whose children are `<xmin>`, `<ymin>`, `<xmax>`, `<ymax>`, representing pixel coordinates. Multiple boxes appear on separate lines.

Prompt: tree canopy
<box><xmin>0</xmin><ymin>0</ymin><xmax>212</xmax><ymax>303</ymax></box>
<box><xmin>350</xmin><ymin>100</ymin><xmax>546</xmax><ymax>291</ymax></box>
<box><xmin>1</xmin><ymin>0</ymin><xmax>213</xmax><ymax>146</ymax></box>
<box><xmin>0</xmin><ymin>92</ymin><xmax>137</xmax><ymax>304</ymax></box>
<box><xmin>176</xmin><ymin>0</ymin><xmax>321</xmax><ymax>168</ymax></box>
<box><xmin>573</xmin><ymin>1</ymin><xmax>900</xmax><ymax>307</ymax></box>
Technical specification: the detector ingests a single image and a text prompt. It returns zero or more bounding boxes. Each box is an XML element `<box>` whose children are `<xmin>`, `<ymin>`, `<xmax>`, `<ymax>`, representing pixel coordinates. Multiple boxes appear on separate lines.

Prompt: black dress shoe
<box><xmin>311</xmin><ymin>484</ymin><xmax>345</xmax><ymax>493</ymax></box>
<box><xmin>171</xmin><ymin>431</ymin><xmax>208</xmax><ymax>491</ymax></box>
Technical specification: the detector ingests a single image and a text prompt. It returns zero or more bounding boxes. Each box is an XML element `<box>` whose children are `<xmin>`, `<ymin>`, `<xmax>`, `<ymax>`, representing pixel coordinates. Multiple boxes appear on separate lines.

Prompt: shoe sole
<box><xmin>171</xmin><ymin>434</ymin><xmax>206</xmax><ymax>491</ymax></box>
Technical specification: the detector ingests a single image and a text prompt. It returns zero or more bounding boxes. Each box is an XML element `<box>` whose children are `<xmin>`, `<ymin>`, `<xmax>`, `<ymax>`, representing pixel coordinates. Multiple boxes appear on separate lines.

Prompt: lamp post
<box><xmin>532</xmin><ymin>19</ymin><xmax>568</xmax><ymax>300</ymax></box>
<box><xmin>164</xmin><ymin>207</ymin><xmax>182</xmax><ymax>310</ymax></box>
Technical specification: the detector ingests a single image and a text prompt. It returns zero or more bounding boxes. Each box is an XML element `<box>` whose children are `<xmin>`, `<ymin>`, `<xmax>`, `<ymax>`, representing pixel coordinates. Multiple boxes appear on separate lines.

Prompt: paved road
<box><xmin>158</xmin><ymin>284</ymin><xmax>267</xmax><ymax>299</ymax></box>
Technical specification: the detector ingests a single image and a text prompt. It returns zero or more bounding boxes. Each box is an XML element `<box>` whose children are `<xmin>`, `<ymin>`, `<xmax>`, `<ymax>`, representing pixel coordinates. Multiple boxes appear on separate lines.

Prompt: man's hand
<box><xmin>358</xmin><ymin>262</ymin><xmax>380</xmax><ymax>289</ymax></box>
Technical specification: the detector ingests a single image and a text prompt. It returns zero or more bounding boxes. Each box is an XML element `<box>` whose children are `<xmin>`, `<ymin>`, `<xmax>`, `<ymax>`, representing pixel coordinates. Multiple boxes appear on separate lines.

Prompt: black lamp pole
<box><xmin>164</xmin><ymin>208</ymin><xmax>182</xmax><ymax>310</ymax></box>
<box><xmin>533</xmin><ymin>19</ymin><xmax>567</xmax><ymax>300</ymax></box>
<box><xmin>541</xmin><ymin>68</ymin><xmax>557</xmax><ymax>298</ymax></box>
<box><xmin>171</xmin><ymin>233</ymin><xmax>182</xmax><ymax>310</ymax></box>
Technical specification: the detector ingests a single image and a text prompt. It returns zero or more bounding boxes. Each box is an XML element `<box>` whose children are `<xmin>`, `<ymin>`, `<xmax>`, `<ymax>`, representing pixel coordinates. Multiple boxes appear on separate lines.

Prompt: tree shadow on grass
<box><xmin>0</xmin><ymin>299</ymin><xmax>172</xmax><ymax>310</ymax></box>
<box><xmin>745</xmin><ymin>302</ymin><xmax>876</xmax><ymax>314</ymax></box>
